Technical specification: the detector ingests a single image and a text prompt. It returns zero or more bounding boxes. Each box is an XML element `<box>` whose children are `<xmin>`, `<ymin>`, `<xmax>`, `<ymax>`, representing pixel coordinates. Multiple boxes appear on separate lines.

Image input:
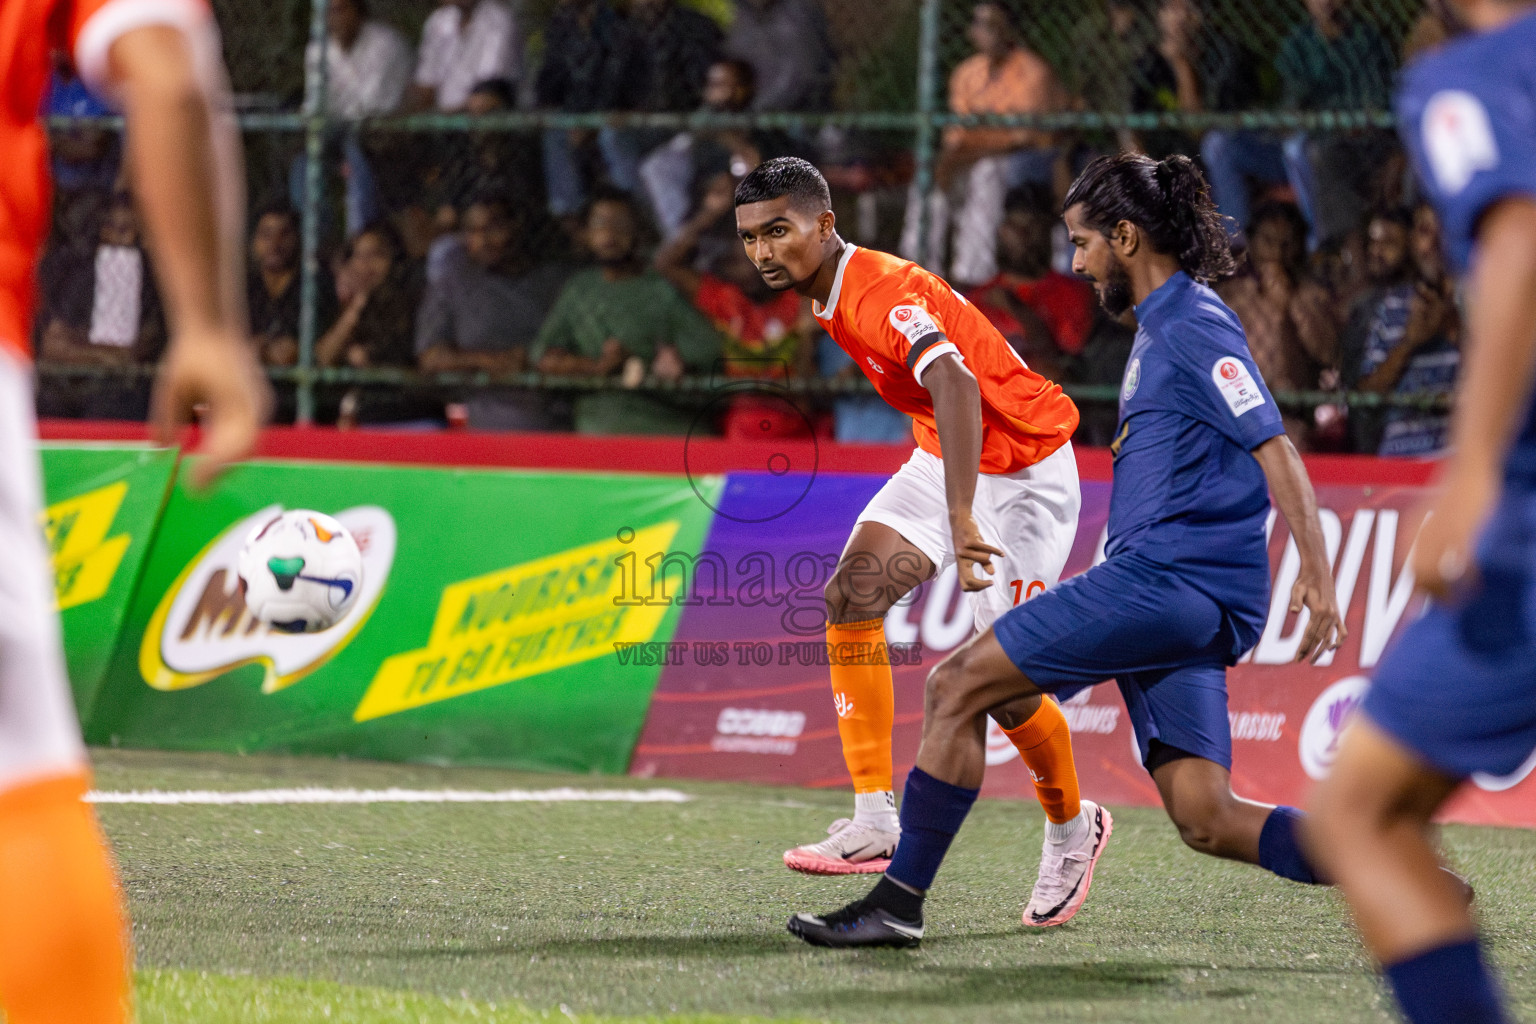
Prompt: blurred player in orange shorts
<box><xmin>0</xmin><ymin>1</ymin><xmax>267</xmax><ymax>1020</ymax></box>
<box><xmin>735</xmin><ymin>157</ymin><xmax>1109</xmax><ymax>927</ymax></box>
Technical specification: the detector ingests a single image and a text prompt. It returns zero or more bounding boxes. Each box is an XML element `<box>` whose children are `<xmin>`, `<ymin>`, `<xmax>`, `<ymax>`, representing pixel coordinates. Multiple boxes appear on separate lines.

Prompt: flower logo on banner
<box><xmin>1298</xmin><ymin>675</ymin><xmax>1372</xmax><ymax>780</ymax></box>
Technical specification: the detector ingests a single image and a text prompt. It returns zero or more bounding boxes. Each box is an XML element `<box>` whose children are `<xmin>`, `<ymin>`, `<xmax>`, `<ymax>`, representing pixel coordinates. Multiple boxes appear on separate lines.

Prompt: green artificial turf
<box><xmin>135</xmin><ymin>968</ymin><xmax>805</xmax><ymax>1023</ymax></box>
<box><xmin>87</xmin><ymin>748</ymin><xmax>1536</xmax><ymax>1023</ymax></box>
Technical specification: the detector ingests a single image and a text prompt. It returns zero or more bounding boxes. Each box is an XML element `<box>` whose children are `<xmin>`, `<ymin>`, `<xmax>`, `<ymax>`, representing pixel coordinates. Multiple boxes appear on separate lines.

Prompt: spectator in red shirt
<box><xmin>964</xmin><ymin>185</ymin><xmax>1093</xmax><ymax>383</ymax></box>
<box><xmin>655</xmin><ymin>172</ymin><xmax>815</xmax><ymax>439</ymax></box>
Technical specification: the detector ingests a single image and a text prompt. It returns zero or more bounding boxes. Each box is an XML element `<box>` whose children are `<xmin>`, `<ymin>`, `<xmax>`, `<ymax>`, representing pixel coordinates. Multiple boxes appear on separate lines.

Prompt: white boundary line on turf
<box><xmin>84</xmin><ymin>787</ymin><xmax>693</xmax><ymax>805</ymax></box>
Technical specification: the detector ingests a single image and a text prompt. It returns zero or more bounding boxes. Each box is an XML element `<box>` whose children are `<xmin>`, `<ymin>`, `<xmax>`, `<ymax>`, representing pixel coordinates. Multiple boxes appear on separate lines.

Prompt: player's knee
<box><xmin>823</xmin><ymin>571</ymin><xmax>885</xmax><ymax>624</ymax></box>
<box><xmin>1167</xmin><ymin>791</ymin><xmax>1240</xmax><ymax>856</ymax></box>
<box><xmin>1171</xmin><ymin>815</ymin><xmax>1222</xmax><ymax>856</ymax></box>
<box><xmin>924</xmin><ymin>648</ymin><xmax>981</xmax><ymax>723</ymax></box>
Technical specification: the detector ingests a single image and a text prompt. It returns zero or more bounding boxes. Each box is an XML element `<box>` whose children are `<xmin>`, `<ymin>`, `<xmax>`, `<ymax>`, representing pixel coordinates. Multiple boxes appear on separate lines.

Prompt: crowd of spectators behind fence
<box><xmin>36</xmin><ymin>0</ymin><xmax>1461</xmax><ymax>457</ymax></box>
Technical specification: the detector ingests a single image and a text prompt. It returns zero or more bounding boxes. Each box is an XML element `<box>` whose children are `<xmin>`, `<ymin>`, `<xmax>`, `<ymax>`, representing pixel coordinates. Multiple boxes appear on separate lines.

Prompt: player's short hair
<box><xmin>1063</xmin><ymin>152</ymin><xmax>1237</xmax><ymax>283</ymax></box>
<box><xmin>733</xmin><ymin>157</ymin><xmax>832</xmax><ymax>215</ymax></box>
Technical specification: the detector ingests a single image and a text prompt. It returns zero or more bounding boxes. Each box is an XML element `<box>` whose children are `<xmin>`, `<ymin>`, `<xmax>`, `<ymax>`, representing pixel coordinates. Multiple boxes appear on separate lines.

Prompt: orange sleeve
<box><xmin>64</xmin><ymin>0</ymin><xmax>211</xmax><ymax>95</ymax></box>
<box><xmin>871</xmin><ymin>285</ymin><xmax>959</xmax><ymax>383</ymax></box>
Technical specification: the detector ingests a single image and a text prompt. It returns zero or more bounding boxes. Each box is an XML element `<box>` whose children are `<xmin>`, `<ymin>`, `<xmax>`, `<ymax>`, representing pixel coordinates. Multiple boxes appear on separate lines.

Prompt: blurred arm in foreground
<box><xmin>108</xmin><ymin>20</ymin><xmax>269</xmax><ymax>486</ymax></box>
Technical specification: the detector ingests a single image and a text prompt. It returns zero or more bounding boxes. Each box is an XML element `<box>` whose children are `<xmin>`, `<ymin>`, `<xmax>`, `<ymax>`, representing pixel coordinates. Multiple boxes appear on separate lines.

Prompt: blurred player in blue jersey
<box><xmin>787</xmin><ymin>152</ymin><xmax>1347</xmax><ymax>949</ymax></box>
<box><xmin>1306</xmin><ymin>2</ymin><xmax>1536</xmax><ymax>1022</ymax></box>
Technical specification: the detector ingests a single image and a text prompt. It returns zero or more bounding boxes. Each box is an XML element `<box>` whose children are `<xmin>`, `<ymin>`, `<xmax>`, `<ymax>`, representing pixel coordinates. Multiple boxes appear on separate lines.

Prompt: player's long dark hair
<box><xmin>1062</xmin><ymin>152</ymin><xmax>1238</xmax><ymax>284</ymax></box>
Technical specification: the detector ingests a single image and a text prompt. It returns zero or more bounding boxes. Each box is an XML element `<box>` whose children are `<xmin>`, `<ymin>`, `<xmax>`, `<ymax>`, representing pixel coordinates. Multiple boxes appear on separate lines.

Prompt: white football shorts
<box><xmin>0</xmin><ymin>349</ymin><xmax>87</xmax><ymax>792</ymax></box>
<box><xmin>853</xmin><ymin>442</ymin><xmax>1081</xmax><ymax>631</ymax></box>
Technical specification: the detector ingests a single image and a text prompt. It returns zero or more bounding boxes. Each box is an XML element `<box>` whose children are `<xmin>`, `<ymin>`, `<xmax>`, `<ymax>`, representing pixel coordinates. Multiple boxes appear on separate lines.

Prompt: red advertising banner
<box><xmin>629</xmin><ymin>459</ymin><xmax>1536</xmax><ymax>828</ymax></box>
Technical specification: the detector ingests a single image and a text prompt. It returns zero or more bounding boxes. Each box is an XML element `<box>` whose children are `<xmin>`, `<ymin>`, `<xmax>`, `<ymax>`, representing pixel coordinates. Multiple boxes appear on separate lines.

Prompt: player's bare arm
<box><xmin>923</xmin><ymin>352</ymin><xmax>1003</xmax><ymax>592</ymax></box>
<box><xmin>111</xmin><ymin>24</ymin><xmax>268</xmax><ymax>487</ymax></box>
<box><xmin>1251</xmin><ymin>434</ymin><xmax>1345</xmax><ymax>662</ymax></box>
<box><xmin>1413</xmin><ymin>198</ymin><xmax>1536</xmax><ymax>598</ymax></box>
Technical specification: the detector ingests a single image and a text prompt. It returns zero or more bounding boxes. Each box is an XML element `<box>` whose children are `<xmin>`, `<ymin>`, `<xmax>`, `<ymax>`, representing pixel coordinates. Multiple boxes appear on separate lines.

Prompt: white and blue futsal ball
<box><xmin>237</xmin><ymin>509</ymin><xmax>364</xmax><ymax>633</ymax></box>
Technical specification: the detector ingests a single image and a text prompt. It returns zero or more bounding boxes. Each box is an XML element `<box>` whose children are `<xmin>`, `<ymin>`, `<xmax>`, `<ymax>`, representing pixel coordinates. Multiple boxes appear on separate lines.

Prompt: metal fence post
<box><xmin>912</xmin><ymin>0</ymin><xmax>942</xmax><ymax>267</ymax></box>
<box><xmin>296</xmin><ymin>0</ymin><xmax>331</xmax><ymax>426</ymax></box>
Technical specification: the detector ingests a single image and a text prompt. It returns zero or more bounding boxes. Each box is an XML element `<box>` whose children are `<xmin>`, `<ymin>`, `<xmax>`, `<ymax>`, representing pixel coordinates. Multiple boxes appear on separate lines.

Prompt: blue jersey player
<box><xmin>1308</xmin><ymin>3</ymin><xmax>1536</xmax><ymax>1022</ymax></box>
<box><xmin>787</xmin><ymin>153</ymin><xmax>1347</xmax><ymax>949</ymax></box>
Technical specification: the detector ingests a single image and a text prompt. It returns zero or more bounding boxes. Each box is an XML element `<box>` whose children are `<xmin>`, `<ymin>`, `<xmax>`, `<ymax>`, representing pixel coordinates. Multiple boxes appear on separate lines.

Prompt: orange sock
<box><xmin>0</xmin><ymin>772</ymin><xmax>130</xmax><ymax>1024</ymax></box>
<box><xmin>827</xmin><ymin>618</ymin><xmax>894</xmax><ymax>794</ymax></box>
<box><xmin>1003</xmin><ymin>696</ymin><xmax>1082</xmax><ymax>824</ymax></box>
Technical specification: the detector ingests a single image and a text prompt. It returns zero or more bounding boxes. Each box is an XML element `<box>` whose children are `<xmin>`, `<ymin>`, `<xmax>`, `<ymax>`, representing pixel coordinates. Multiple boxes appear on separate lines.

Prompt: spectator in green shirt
<box><xmin>532</xmin><ymin>189</ymin><xmax>722</xmax><ymax>435</ymax></box>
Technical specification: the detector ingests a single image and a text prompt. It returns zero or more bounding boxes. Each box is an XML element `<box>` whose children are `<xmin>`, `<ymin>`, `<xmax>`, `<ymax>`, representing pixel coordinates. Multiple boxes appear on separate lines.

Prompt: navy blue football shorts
<box><xmin>992</xmin><ymin>552</ymin><xmax>1248</xmax><ymax>771</ymax></box>
<box><xmin>1362</xmin><ymin>492</ymin><xmax>1536</xmax><ymax>779</ymax></box>
<box><xmin>989</xmin><ymin>552</ymin><xmax>1253</xmax><ymax>767</ymax></box>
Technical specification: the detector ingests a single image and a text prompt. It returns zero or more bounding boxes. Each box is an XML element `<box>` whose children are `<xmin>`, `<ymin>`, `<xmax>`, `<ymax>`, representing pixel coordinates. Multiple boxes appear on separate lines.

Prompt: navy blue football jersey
<box><xmin>1399</xmin><ymin>10</ymin><xmax>1536</xmax><ymax>483</ymax></box>
<box><xmin>1108</xmin><ymin>271</ymin><xmax>1286</xmax><ymax>637</ymax></box>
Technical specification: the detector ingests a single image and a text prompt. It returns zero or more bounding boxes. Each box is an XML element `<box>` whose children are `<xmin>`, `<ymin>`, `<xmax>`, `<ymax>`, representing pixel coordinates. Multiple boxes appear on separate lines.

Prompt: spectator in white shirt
<box><xmin>36</xmin><ymin>193</ymin><xmax>165</xmax><ymax>420</ymax></box>
<box><xmin>305</xmin><ymin>0</ymin><xmax>412</xmax><ymax>118</ymax></box>
<box><xmin>296</xmin><ymin>0</ymin><xmax>411</xmax><ymax>236</ymax></box>
<box><xmin>410</xmin><ymin>0</ymin><xmax>522</xmax><ymax>113</ymax></box>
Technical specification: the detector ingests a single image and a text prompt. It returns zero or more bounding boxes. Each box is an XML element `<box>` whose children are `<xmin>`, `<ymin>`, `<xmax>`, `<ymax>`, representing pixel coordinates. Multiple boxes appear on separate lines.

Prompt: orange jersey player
<box><xmin>0</xmin><ymin>1</ymin><xmax>266</xmax><ymax>1020</ymax></box>
<box><xmin>734</xmin><ymin>157</ymin><xmax>1110</xmax><ymax>928</ymax></box>
<box><xmin>815</xmin><ymin>245</ymin><xmax>1077</xmax><ymax>476</ymax></box>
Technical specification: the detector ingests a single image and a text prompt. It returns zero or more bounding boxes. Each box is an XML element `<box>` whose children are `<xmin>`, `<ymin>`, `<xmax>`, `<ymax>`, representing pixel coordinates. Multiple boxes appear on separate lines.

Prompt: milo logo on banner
<box><xmin>139</xmin><ymin>505</ymin><xmax>396</xmax><ymax>693</ymax></box>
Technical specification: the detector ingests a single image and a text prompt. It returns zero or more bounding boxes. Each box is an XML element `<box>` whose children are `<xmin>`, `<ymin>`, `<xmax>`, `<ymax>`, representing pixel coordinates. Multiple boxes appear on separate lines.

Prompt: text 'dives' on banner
<box><xmin>84</xmin><ymin>461</ymin><xmax>718</xmax><ymax>774</ymax></box>
<box><xmin>630</xmin><ymin>470</ymin><xmax>1534</xmax><ymax>828</ymax></box>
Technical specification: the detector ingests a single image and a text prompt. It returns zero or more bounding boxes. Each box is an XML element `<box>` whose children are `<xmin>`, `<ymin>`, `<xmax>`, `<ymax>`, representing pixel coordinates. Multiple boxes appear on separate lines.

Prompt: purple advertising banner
<box><xmin>630</xmin><ymin>468</ymin><xmax>1536</xmax><ymax>828</ymax></box>
<box><xmin>630</xmin><ymin>469</ymin><xmax>1111</xmax><ymax>794</ymax></box>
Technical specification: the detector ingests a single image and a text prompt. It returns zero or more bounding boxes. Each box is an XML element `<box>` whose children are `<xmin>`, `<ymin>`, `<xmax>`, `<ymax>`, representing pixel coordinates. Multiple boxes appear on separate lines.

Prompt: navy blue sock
<box><xmin>1258</xmin><ymin>806</ymin><xmax>1325</xmax><ymax>885</ymax></box>
<box><xmin>885</xmin><ymin>767</ymin><xmax>979</xmax><ymax>892</ymax></box>
<box><xmin>1385</xmin><ymin>938</ymin><xmax>1509</xmax><ymax>1024</ymax></box>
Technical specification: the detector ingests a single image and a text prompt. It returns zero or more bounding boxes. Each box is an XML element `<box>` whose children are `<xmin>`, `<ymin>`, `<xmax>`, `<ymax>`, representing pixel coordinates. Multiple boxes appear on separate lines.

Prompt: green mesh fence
<box><xmin>38</xmin><ymin>0</ymin><xmax>1450</xmax><ymax>450</ymax></box>
<box><xmin>964</xmin><ymin>0</ymin><xmax>1428</xmax><ymax>115</ymax></box>
<box><xmin>213</xmin><ymin>0</ymin><xmax>313</xmax><ymax>105</ymax></box>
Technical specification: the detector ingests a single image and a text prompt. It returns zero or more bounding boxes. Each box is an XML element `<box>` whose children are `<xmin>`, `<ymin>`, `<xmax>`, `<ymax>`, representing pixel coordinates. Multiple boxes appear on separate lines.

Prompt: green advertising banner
<box><xmin>40</xmin><ymin>444</ymin><xmax>177</xmax><ymax>718</ymax></box>
<box><xmin>84</xmin><ymin>461</ymin><xmax>720</xmax><ymax>774</ymax></box>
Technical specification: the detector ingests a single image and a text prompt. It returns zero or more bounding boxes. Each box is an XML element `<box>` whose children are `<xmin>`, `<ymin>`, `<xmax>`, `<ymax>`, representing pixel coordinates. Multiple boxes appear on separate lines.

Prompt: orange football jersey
<box><xmin>0</xmin><ymin>0</ymin><xmax>208</xmax><ymax>360</ymax></box>
<box><xmin>814</xmin><ymin>245</ymin><xmax>1078</xmax><ymax>474</ymax></box>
